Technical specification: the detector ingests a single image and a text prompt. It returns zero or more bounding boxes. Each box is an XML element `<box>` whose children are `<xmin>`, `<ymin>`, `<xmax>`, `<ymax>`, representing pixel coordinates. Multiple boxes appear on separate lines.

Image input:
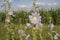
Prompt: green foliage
<box><xmin>0</xmin><ymin>23</ymin><xmax>60</xmax><ymax>40</ymax></box>
<box><xmin>0</xmin><ymin>8</ymin><xmax>60</xmax><ymax>24</ymax></box>
<box><xmin>0</xmin><ymin>12</ymin><xmax>6</xmax><ymax>22</ymax></box>
<box><xmin>0</xmin><ymin>8</ymin><xmax>60</xmax><ymax>40</ymax></box>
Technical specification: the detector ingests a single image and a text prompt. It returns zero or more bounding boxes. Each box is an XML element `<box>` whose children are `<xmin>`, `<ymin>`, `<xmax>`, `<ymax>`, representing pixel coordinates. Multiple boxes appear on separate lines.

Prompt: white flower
<box><xmin>26</xmin><ymin>34</ymin><xmax>30</xmax><ymax>40</ymax></box>
<box><xmin>18</xmin><ymin>29</ymin><xmax>24</xmax><ymax>34</ymax></box>
<box><xmin>35</xmin><ymin>22</ymin><xmax>43</xmax><ymax>29</ymax></box>
<box><xmin>0</xmin><ymin>3</ymin><xmax>3</xmax><ymax>7</ymax></box>
<box><xmin>29</xmin><ymin>12</ymin><xmax>41</xmax><ymax>24</ymax></box>
<box><xmin>26</xmin><ymin>23</ymin><xmax>31</xmax><ymax>29</ymax></box>
<box><xmin>8</xmin><ymin>9</ymin><xmax>13</xmax><ymax>16</ymax></box>
<box><xmin>0</xmin><ymin>2</ymin><xmax>6</xmax><ymax>7</ymax></box>
<box><xmin>5</xmin><ymin>18</ymin><xmax>10</xmax><ymax>23</ymax></box>
<box><xmin>18</xmin><ymin>29</ymin><xmax>26</xmax><ymax>36</ymax></box>
<box><xmin>48</xmin><ymin>23</ymin><xmax>55</xmax><ymax>30</ymax></box>
<box><xmin>54</xmin><ymin>33</ymin><xmax>59</xmax><ymax>40</ymax></box>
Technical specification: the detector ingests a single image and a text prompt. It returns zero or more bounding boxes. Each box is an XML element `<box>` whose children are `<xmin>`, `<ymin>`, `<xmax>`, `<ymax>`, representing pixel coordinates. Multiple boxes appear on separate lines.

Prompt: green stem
<box><xmin>8</xmin><ymin>3</ymin><xmax>11</xmax><ymax>10</ymax></box>
<box><xmin>12</xmin><ymin>38</ymin><xmax>14</xmax><ymax>40</ymax></box>
<box><xmin>51</xmin><ymin>35</ymin><xmax>53</xmax><ymax>40</ymax></box>
<box><xmin>19</xmin><ymin>35</ymin><xmax>22</xmax><ymax>40</ymax></box>
<box><xmin>32</xmin><ymin>31</ymin><xmax>37</xmax><ymax>40</ymax></box>
<box><xmin>48</xmin><ymin>32</ymin><xmax>53</xmax><ymax>40</ymax></box>
<box><xmin>4</xmin><ymin>0</ymin><xmax>6</xmax><ymax>11</ymax></box>
<box><xmin>6</xmin><ymin>35</ymin><xmax>9</xmax><ymax>40</ymax></box>
<box><xmin>40</xmin><ymin>33</ymin><xmax>42</xmax><ymax>40</ymax></box>
<box><xmin>39</xmin><ymin>29</ymin><xmax>43</xmax><ymax>40</ymax></box>
<box><xmin>6</xmin><ymin>25</ymin><xmax>9</xmax><ymax>40</ymax></box>
<box><xmin>11</xmin><ymin>32</ymin><xmax>15</xmax><ymax>40</ymax></box>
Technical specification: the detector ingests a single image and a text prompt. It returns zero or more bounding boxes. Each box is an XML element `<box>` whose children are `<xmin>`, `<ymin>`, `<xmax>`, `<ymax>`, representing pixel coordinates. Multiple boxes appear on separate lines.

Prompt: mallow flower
<box><xmin>54</xmin><ymin>33</ymin><xmax>59</xmax><ymax>40</ymax></box>
<box><xmin>5</xmin><ymin>18</ymin><xmax>10</xmax><ymax>23</ymax></box>
<box><xmin>0</xmin><ymin>2</ymin><xmax>6</xmax><ymax>7</ymax></box>
<box><xmin>29</xmin><ymin>12</ymin><xmax>41</xmax><ymax>24</ymax></box>
<box><xmin>48</xmin><ymin>23</ymin><xmax>55</xmax><ymax>30</ymax></box>
<box><xmin>8</xmin><ymin>9</ymin><xmax>13</xmax><ymax>16</ymax></box>
<box><xmin>26</xmin><ymin>34</ymin><xmax>30</xmax><ymax>40</ymax></box>
<box><xmin>35</xmin><ymin>22</ymin><xmax>43</xmax><ymax>29</ymax></box>
<box><xmin>26</xmin><ymin>23</ymin><xmax>31</xmax><ymax>29</ymax></box>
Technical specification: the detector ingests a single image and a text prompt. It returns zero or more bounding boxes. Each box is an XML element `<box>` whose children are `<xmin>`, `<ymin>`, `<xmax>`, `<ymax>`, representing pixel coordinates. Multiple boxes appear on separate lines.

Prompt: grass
<box><xmin>0</xmin><ymin>23</ymin><xmax>60</xmax><ymax>40</ymax></box>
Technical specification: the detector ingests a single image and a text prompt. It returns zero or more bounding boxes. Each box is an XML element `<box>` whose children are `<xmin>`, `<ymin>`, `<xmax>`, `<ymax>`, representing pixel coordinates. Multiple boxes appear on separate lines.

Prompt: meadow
<box><xmin>0</xmin><ymin>8</ymin><xmax>60</xmax><ymax>40</ymax></box>
<box><xmin>0</xmin><ymin>0</ymin><xmax>60</xmax><ymax>40</ymax></box>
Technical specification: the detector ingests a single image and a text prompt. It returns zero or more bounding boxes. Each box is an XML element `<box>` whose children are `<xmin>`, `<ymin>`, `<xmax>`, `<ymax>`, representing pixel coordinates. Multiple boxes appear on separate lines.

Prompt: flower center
<box><xmin>33</xmin><ymin>16</ymin><xmax>37</xmax><ymax>21</ymax></box>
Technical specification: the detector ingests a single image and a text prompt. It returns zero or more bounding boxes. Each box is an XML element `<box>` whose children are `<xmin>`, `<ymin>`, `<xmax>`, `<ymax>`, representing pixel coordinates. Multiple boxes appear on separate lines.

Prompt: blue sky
<box><xmin>0</xmin><ymin>0</ymin><xmax>60</xmax><ymax>11</ymax></box>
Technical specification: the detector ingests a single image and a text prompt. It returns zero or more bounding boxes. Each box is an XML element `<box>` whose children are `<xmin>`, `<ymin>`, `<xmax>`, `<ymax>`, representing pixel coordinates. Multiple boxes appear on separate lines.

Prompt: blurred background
<box><xmin>0</xmin><ymin>0</ymin><xmax>60</xmax><ymax>40</ymax></box>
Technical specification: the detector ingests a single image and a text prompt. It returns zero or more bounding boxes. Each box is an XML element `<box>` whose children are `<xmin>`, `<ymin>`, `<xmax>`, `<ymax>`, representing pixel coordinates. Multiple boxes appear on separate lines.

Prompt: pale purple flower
<box><xmin>0</xmin><ymin>2</ymin><xmax>6</xmax><ymax>7</ymax></box>
<box><xmin>0</xmin><ymin>3</ymin><xmax>3</xmax><ymax>7</ymax></box>
<box><xmin>5</xmin><ymin>18</ymin><xmax>10</xmax><ymax>23</ymax></box>
<box><xmin>26</xmin><ymin>23</ymin><xmax>31</xmax><ymax>29</ymax></box>
<box><xmin>26</xmin><ymin>34</ymin><xmax>30</xmax><ymax>40</ymax></box>
<box><xmin>54</xmin><ymin>33</ymin><xmax>59</xmax><ymax>40</ymax></box>
<box><xmin>29</xmin><ymin>12</ymin><xmax>41</xmax><ymax>24</ymax></box>
<box><xmin>18</xmin><ymin>29</ymin><xmax>26</xmax><ymax>36</ymax></box>
<box><xmin>8</xmin><ymin>10</ymin><xmax>13</xmax><ymax>16</ymax></box>
<box><xmin>48</xmin><ymin>23</ymin><xmax>55</xmax><ymax>30</ymax></box>
<box><xmin>35</xmin><ymin>22</ymin><xmax>43</xmax><ymax>28</ymax></box>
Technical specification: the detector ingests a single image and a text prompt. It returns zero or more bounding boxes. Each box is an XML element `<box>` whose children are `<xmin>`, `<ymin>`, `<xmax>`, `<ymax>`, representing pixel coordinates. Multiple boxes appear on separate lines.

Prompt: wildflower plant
<box><xmin>29</xmin><ymin>12</ymin><xmax>41</xmax><ymax>24</ymax></box>
<box><xmin>4</xmin><ymin>0</ymin><xmax>15</xmax><ymax>40</ymax></box>
<box><xmin>8</xmin><ymin>9</ymin><xmax>13</xmax><ymax>16</ymax></box>
<box><xmin>26</xmin><ymin>23</ymin><xmax>31</xmax><ymax>29</ymax></box>
<box><xmin>26</xmin><ymin>34</ymin><xmax>30</xmax><ymax>40</ymax></box>
<box><xmin>27</xmin><ymin>0</ymin><xmax>44</xmax><ymax>40</ymax></box>
<box><xmin>54</xmin><ymin>33</ymin><xmax>59</xmax><ymax>40</ymax></box>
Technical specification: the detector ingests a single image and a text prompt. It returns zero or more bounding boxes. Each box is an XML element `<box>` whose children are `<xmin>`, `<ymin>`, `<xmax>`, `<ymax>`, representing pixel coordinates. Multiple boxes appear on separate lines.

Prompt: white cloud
<box><xmin>47</xmin><ymin>3</ymin><xmax>52</xmax><ymax>6</ymax></box>
<box><xmin>36</xmin><ymin>2</ymin><xmax>60</xmax><ymax>6</ymax></box>
<box><xmin>47</xmin><ymin>3</ymin><xmax>59</xmax><ymax>6</ymax></box>
<box><xmin>53</xmin><ymin>3</ymin><xmax>58</xmax><ymax>5</ymax></box>
<box><xmin>36</xmin><ymin>2</ymin><xmax>45</xmax><ymax>6</ymax></box>
<box><xmin>17</xmin><ymin>2</ymin><xmax>60</xmax><ymax>8</ymax></box>
<box><xmin>18</xmin><ymin>5</ymin><xmax>27</xmax><ymax>8</ymax></box>
<box><xmin>18</xmin><ymin>4</ymin><xmax>32</xmax><ymax>8</ymax></box>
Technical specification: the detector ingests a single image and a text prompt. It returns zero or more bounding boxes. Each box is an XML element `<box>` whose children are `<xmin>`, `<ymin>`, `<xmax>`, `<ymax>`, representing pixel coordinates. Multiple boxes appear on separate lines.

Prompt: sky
<box><xmin>0</xmin><ymin>0</ymin><xmax>60</xmax><ymax>11</ymax></box>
